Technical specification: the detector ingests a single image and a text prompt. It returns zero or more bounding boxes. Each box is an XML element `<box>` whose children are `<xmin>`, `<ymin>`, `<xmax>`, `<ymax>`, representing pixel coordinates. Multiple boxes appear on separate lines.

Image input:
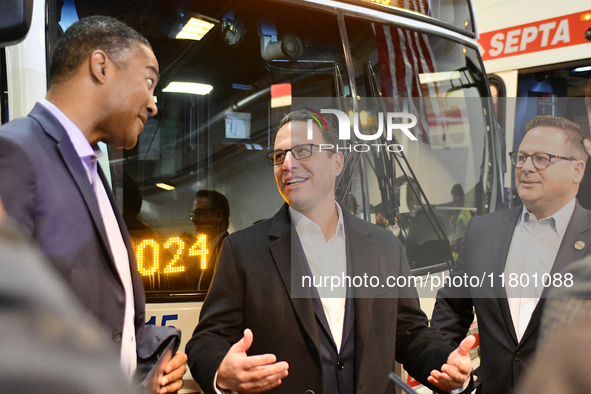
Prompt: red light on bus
<box><xmin>581</xmin><ymin>13</ymin><xmax>591</xmax><ymax>22</ymax></box>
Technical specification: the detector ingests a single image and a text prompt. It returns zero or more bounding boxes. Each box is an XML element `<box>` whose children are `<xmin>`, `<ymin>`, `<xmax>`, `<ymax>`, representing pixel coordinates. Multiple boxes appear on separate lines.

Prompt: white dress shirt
<box><xmin>504</xmin><ymin>198</ymin><xmax>575</xmax><ymax>341</ymax></box>
<box><xmin>290</xmin><ymin>203</ymin><xmax>347</xmax><ymax>351</ymax></box>
<box><xmin>40</xmin><ymin>99</ymin><xmax>137</xmax><ymax>377</ymax></box>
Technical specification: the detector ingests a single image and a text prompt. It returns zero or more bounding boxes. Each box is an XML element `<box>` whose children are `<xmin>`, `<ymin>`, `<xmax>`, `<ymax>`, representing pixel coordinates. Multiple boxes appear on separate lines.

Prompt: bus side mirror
<box><xmin>0</xmin><ymin>0</ymin><xmax>34</xmax><ymax>48</ymax></box>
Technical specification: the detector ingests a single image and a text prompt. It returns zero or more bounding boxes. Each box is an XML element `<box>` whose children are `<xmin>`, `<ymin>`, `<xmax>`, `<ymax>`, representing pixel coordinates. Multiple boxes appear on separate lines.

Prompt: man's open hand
<box><xmin>217</xmin><ymin>329</ymin><xmax>289</xmax><ymax>393</ymax></box>
<box><xmin>427</xmin><ymin>335</ymin><xmax>475</xmax><ymax>392</ymax></box>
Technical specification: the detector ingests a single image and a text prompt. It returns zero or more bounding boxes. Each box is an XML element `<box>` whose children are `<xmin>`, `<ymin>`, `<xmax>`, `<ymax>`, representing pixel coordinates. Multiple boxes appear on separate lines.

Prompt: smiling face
<box><xmin>99</xmin><ymin>44</ymin><xmax>159</xmax><ymax>149</ymax></box>
<box><xmin>516</xmin><ymin>126</ymin><xmax>585</xmax><ymax>219</ymax></box>
<box><xmin>273</xmin><ymin>121</ymin><xmax>343</xmax><ymax>214</ymax></box>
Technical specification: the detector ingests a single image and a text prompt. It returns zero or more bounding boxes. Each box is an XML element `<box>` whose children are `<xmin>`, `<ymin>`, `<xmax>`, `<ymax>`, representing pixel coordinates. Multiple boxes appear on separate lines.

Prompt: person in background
<box><xmin>449</xmin><ymin>184</ymin><xmax>472</xmax><ymax>260</ymax></box>
<box><xmin>190</xmin><ymin>189</ymin><xmax>230</xmax><ymax>290</ymax></box>
<box><xmin>431</xmin><ymin>116</ymin><xmax>591</xmax><ymax>394</ymax></box>
<box><xmin>0</xmin><ymin>16</ymin><xmax>186</xmax><ymax>393</ymax></box>
<box><xmin>186</xmin><ymin>110</ymin><xmax>475</xmax><ymax>394</ymax></box>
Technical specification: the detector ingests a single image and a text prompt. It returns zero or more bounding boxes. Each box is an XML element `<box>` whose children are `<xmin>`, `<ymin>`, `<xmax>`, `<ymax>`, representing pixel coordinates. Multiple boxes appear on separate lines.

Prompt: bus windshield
<box><xmin>51</xmin><ymin>0</ymin><xmax>501</xmax><ymax>295</ymax></box>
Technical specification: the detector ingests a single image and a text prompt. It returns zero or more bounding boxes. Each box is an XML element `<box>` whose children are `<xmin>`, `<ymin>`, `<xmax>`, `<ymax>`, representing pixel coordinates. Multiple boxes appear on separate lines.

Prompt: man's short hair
<box><xmin>276</xmin><ymin>110</ymin><xmax>339</xmax><ymax>153</ymax></box>
<box><xmin>49</xmin><ymin>16</ymin><xmax>151</xmax><ymax>86</ymax></box>
<box><xmin>525</xmin><ymin>116</ymin><xmax>588</xmax><ymax>162</ymax></box>
<box><xmin>195</xmin><ymin>190</ymin><xmax>230</xmax><ymax>231</ymax></box>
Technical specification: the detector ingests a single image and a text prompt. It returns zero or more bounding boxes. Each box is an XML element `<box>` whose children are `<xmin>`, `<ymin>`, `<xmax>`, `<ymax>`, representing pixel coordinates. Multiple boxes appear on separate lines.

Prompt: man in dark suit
<box><xmin>0</xmin><ymin>16</ymin><xmax>186</xmax><ymax>393</ymax></box>
<box><xmin>186</xmin><ymin>110</ymin><xmax>475</xmax><ymax>394</ymax></box>
<box><xmin>431</xmin><ymin>116</ymin><xmax>591</xmax><ymax>394</ymax></box>
<box><xmin>517</xmin><ymin>89</ymin><xmax>591</xmax><ymax>394</ymax></box>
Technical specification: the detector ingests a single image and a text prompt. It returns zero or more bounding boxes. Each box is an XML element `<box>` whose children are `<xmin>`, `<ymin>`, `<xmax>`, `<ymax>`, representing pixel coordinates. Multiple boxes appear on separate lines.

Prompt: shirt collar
<box><xmin>40</xmin><ymin>99</ymin><xmax>95</xmax><ymax>160</ymax></box>
<box><xmin>290</xmin><ymin>202</ymin><xmax>346</xmax><ymax>241</ymax></box>
<box><xmin>520</xmin><ymin>197</ymin><xmax>576</xmax><ymax>238</ymax></box>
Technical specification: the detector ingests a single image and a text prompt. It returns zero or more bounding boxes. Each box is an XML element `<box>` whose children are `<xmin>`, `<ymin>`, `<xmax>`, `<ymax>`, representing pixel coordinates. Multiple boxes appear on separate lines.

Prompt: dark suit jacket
<box><xmin>186</xmin><ymin>203</ymin><xmax>457</xmax><ymax>394</ymax></box>
<box><xmin>0</xmin><ymin>103</ymin><xmax>146</xmax><ymax>347</ymax></box>
<box><xmin>431</xmin><ymin>203</ymin><xmax>591</xmax><ymax>394</ymax></box>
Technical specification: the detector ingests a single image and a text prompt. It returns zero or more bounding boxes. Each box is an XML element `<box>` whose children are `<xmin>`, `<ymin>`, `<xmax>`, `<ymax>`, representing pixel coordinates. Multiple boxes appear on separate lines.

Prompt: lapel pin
<box><xmin>575</xmin><ymin>241</ymin><xmax>585</xmax><ymax>250</ymax></box>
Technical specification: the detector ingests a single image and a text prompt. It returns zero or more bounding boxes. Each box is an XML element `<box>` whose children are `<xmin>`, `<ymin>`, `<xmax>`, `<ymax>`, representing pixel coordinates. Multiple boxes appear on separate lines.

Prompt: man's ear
<box><xmin>89</xmin><ymin>50</ymin><xmax>109</xmax><ymax>83</ymax></box>
<box><xmin>573</xmin><ymin>159</ymin><xmax>586</xmax><ymax>185</ymax></box>
<box><xmin>333</xmin><ymin>151</ymin><xmax>345</xmax><ymax>177</ymax></box>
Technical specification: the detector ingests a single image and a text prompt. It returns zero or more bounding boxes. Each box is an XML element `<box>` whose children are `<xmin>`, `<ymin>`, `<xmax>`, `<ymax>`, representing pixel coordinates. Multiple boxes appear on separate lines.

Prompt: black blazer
<box><xmin>186</xmin><ymin>203</ymin><xmax>457</xmax><ymax>394</ymax></box>
<box><xmin>431</xmin><ymin>203</ymin><xmax>591</xmax><ymax>394</ymax></box>
<box><xmin>0</xmin><ymin>103</ymin><xmax>146</xmax><ymax>347</ymax></box>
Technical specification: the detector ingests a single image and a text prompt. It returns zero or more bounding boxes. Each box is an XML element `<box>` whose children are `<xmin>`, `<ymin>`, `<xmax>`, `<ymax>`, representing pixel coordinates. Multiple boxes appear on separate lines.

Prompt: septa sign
<box><xmin>478</xmin><ymin>10</ymin><xmax>591</xmax><ymax>61</ymax></box>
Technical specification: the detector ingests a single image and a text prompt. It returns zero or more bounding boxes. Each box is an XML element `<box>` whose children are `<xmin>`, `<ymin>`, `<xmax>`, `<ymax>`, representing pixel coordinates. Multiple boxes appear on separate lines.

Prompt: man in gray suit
<box><xmin>186</xmin><ymin>110</ymin><xmax>475</xmax><ymax>394</ymax></box>
<box><xmin>431</xmin><ymin>116</ymin><xmax>591</xmax><ymax>394</ymax></box>
<box><xmin>0</xmin><ymin>16</ymin><xmax>186</xmax><ymax>392</ymax></box>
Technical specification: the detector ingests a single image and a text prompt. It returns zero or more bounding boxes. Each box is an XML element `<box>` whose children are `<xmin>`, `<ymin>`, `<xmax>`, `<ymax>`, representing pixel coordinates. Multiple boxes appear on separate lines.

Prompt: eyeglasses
<box><xmin>509</xmin><ymin>151</ymin><xmax>576</xmax><ymax>170</ymax></box>
<box><xmin>190</xmin><ymin>208</ymin><xmax>213</xmax><ymax>219</ymax></box>
<box><xmin>266</xmin><ymin>144</ymin><xmax>333</xmax><ymax>166</ymax></box>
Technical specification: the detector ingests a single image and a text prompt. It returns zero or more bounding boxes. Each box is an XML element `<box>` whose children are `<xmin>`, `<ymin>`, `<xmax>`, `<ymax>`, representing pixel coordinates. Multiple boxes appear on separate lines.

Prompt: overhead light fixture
<box><xmin>176</xmin><ymin>17</ymin><xmax>216</xmax><ymax>40</ymax></box>
<box><xmin>162</xmin><ymin>82</ymin><xmax>213</xmax><ymax>95</ymax></box>
<box><xmin>573</xmin><ymin>65</ymin><xmax>591</xmax><ymax>72</ymax></box>
<box><xmin>156</xmin><ymin>183</ymin><xmax>175</xmax><ymax>191</ymax></box>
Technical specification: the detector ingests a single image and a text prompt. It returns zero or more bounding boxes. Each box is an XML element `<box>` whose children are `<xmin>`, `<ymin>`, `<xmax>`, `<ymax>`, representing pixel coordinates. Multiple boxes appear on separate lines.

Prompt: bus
<box><xmin>1</xmin><ymin>0</ymin><xmax>501</xmax><ymax>391</ymax></box>
<box><xmin>475</xmin><ymin>0</ymin><xmax>591</xmax><ymax>207</ymax></box>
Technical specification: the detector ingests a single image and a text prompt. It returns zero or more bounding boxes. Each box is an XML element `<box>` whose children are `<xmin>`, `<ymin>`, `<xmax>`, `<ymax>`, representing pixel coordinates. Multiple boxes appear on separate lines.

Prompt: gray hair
<box><xmin>525</xmin><ymin>116</ymin><xmax>587</xmax><ymax>162</ymax></box>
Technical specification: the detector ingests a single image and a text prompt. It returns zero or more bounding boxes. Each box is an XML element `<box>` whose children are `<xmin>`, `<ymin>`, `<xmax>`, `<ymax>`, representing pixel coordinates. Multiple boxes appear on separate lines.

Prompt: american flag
<box><xmin>373</xmin><ymin>5</ymin><xmax>447</xmax><ymax>145</ymax></box>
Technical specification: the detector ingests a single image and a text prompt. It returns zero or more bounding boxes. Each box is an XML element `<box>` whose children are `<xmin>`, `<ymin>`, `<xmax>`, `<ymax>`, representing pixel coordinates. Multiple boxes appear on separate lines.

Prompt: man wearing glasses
<box><xmin>190</xmin><ymin>189</ymin><xmax>230</xmax><ymax>290</ymax></box>
<box><xmin>431</xmin><ymin>115</ymin><xmax>591</xmax><ymax>394</ymax></box>
<box><xmin>186</xmin><ymin>110</ymin><xmax>476</xmax><ymax>394</ymax></box>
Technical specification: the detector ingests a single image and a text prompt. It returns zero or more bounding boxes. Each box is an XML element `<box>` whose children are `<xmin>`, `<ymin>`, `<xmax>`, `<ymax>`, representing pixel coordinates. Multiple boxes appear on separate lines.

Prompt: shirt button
<box><xmin>337</xmin><ymin>361</ymin><xmax>345</xmax><ymax>370</ymax></box>
<box><xmin>112</xmin><ymin>330</ymin><xmax>122</xmax><ymax>343</ymax></box>
<box><xmin>525</xmin><ymin>299</ymin><xmax>530</xmax><ymax>304</ymax></box>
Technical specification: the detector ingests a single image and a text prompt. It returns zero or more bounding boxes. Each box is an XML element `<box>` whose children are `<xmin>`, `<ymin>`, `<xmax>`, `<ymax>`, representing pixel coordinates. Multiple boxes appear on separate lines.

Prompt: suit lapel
<box><xmin>30</xmin><ymin>104</ymin><xmax>115</xmax><ymax>267</ymax></box>
<box><xmin>340</xmin><ymin>208</ymin><xmax>378</xmax><ymax>380</ymax></box>
<box><xmin>268</xmin><ymin>204</ymin><xmax>321</xmax><ymax>357</ymax></box>
<box><xmin>520</xmin><ymin>202</ymin><xmax>591</xmax><ymax>344</ymax></box>
<box><xmin>493</xmin><ymin>207</ymin><xmax>522</xmax><ymax>344</ymax></box>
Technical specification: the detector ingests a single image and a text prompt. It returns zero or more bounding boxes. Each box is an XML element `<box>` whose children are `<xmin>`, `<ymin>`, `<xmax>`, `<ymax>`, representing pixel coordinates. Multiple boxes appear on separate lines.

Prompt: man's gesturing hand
<box><xmin>427</xmin><ymin>335</ymin><xmax>475</xmax><ymax>392</ymax></box>
<box><xmin>217</xmin><ymin>329</ymin><xmax>289</xmax><ymax>393</ymax></box>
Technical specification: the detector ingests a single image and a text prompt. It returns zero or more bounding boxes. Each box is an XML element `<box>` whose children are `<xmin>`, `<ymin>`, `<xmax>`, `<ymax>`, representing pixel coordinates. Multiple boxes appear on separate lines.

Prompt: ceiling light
<box><xmin>573</xmin><ymin>65</ymin><xmax>591</xmax><ymax>72</ymax></box>
<box><xmin>156</xmin><ymin>183</ymin><xmax>175</xmax><ymax>191</ymax></box>
<box><xmin>162</xmin><ymin>82</ymin><xmax>213</xmax><ymax>95</ymax></box>
<box><xmin>176</xmin><ymin>17</ymin><xmax>215</xmax><ymax>40</ymax></box>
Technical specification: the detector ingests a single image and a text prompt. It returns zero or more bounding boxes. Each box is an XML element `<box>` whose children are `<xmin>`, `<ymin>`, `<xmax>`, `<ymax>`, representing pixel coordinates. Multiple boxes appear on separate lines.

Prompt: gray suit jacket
<box><xmin>431</xmin><ymin>203</ymin><xmax>591</xmax><ymax>394</ymax></box>
<box><xmin>186</xmin><ymin>203</ymin><xmax>456</xmax><ymax>394</ymax></box>
<box><xmin>0</xmin><ymin>103</ymin><xmax>146</xmax><ymax>348</ymax></box>
<box><xmin>0</xmin><ymin>215</ymin><xmax>134</xmax><ymax>394</ymax></box>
